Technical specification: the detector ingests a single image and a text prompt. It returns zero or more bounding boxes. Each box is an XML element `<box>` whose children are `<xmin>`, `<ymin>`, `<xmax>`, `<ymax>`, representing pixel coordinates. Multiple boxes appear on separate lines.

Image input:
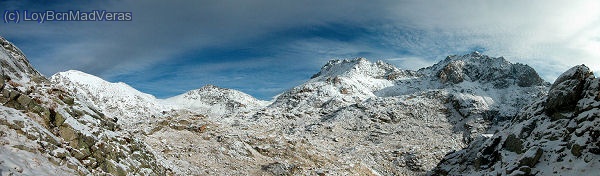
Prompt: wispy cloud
<box><xmin>2</xmin><ymin>0</ymin><xmax>599</xmax><ymax>99</ymax></box>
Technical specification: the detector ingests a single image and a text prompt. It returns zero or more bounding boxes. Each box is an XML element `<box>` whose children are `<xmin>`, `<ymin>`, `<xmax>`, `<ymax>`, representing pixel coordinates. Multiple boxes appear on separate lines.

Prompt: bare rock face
<box><xmin>439</xmin><ymin>60</ymin><xmax>466</xmax><ymax>84</ymax></box>
<box><xmin>514</xmin><ymin>63</ymin><xmax>544</xmax><ymax>87</ymax></box>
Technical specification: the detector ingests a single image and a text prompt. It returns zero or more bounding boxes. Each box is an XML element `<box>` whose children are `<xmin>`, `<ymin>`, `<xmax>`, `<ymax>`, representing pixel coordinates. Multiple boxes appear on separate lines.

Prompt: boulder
<box><xmin>17</xmin><ymin>94</ymin><xmax>32</xmax><ymax>107</ymax></box>
<box><xmin>503</xmin><ymin>134</ymin><xmax>524</xmax><ymax>154</ymax></box>
<box><xmin>518</xmin><ymin>146</ymin><xmax>543</xmax><ymax>167</ymax></box>
<box><xmin>571</xmin><ymin>144</ymin><xmax>582</xmax><ymax>157</ymax></box>
<box><xmin>545</xmin><ymin>65</ymin><xmax>593</xmax><ymax>115</ymax></box>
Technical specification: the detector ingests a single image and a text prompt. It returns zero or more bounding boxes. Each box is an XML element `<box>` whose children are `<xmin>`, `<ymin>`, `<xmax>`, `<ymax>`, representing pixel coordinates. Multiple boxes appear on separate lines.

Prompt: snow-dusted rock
<box><xmin>545</xmin><ymin>65</ymin><xmax>594</xmax><ymax>115</ymax></box>
<box><xmin>431</xmin><ymin>65</ymin><xmax>600</xmax><ymax>176</ymax></box>
<box><xmin>1</xmin><ymin>36</ymin><xmax>167</xmax><ymax>175</ymax></box>
<box><xmin>245</xmin><ymin>53</ymin><xmax>548</xmax><ymax>175</ymax></box>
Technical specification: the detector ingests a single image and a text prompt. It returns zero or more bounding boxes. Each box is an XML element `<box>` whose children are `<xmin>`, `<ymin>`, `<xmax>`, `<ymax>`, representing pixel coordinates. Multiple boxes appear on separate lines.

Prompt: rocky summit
<box><xmin>1</xmin><ymin>36</ymin><xmax>597</xmax><ymax>176</ymax></box>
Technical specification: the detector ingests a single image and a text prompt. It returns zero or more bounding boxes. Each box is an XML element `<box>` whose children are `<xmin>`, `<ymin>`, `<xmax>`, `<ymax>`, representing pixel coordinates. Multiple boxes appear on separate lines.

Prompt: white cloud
<box><xmin>386</xmin><ymin>57</ymin><xmax>436</xmax><ymax>70</ymax></box>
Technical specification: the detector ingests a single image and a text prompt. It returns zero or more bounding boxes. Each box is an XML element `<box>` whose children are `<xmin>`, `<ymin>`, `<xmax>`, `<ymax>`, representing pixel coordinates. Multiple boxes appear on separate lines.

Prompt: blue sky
<box><xmin>2</xmin><ymin>0</ymin><xmax>599</xmax><ymax>100</ymax></box>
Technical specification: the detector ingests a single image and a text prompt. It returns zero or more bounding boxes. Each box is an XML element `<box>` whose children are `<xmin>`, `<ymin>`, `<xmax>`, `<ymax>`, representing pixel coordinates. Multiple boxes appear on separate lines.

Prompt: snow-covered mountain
<box><xmin>164</xmin><ymin>84</ymin><xmax>269</xmax><ymax>117</ymax></box>
<box><xmin>420</xmin><ymin>51</ymin><xmax>545</xmax><ymax>87</ymax></box>
<box><xmin>3</xmin><ymin>34</ymin><xmax>596</xmax><ymax>175</ymax></box>
<box><xmin>268</xmin><ymin>58</ymin><xmax>420</xmax><ymax>115</ymax></box>
<box><xmin>432</xmin><ymin>64</ymin><xmax>600</xmax><ymax>175</ymax></box>
<box><xmin>246</xmin><ymin>53</ymin><xmax>550</xmax><ymax>175</ymax></box>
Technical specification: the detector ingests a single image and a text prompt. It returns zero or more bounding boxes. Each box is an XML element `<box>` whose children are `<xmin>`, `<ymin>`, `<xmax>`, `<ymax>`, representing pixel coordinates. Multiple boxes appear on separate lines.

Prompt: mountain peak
<box><xmin>55</xmin><ymin>70</ymin><xmax>106</xmax><ymax>83</ymax></box>
<box><xmin>423</xmin><ymin>53</ymin><xmax>546</xmax><ymax>88</ymax></box>
<box><xmin>50</xmin><ymin>70</ymin><xmax>170</xmax><ymax>127</ymax></box>
<box><xmin>310</xmin><ymin>58</ymin><xmax>408</xmax><ymax>81</ymax></box>
<box><xmin>165</xmin><ymin>84</ymin><xmax>268</xmax><ymax>117</ymax></box>
<box><xmin>311</xmin><ymin>58</ymin><xmax>370</xmax><ymax>78</ymax></box>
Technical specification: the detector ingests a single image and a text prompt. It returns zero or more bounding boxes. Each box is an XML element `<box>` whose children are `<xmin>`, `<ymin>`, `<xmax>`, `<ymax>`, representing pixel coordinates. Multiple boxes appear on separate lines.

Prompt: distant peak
<box><xmin>323</xmin><ymin>58</ymin><xmax>369</xmax><ymax>67</ymax></box>
<box><xmin>426</xmin><ymin>53</ymin><xmax>545</xmax><ymax>87</ymax></box>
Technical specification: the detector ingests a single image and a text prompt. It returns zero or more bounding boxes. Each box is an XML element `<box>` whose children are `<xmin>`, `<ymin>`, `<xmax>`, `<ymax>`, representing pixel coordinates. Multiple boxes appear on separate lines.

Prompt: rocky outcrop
<box><xmin>0</xmin><ymin>70</ymin><xmax>5</xmax><ymax>91</ymax></box>
<box><xmin>545</xmin><ymin>65</ymin><xmax>594</xmax><ymax>116</ymax></box>
<box><xmin>431</xmin><ymin>65</ymin><xmax>600</xmax><ymax>175</ymax></box>
<box><xmin>0</xmin><ymin>36</ymin><xmax>167</xmax><ymax>175</ymax></box>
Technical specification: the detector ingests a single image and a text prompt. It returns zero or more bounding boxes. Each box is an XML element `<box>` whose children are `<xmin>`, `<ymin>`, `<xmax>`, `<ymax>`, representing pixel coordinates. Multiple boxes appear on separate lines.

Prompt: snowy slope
<box><xmin>431</xmin><ymin>65</ymin><xmax>600</xmax><ymax>175</ymax></box>
<box><xmin>163</xmin><ymin>84</ymin><xmax>269</xmax><ymax>117</ymax></box>
<box><xmin>40</xmin><ymin>52</ymin><xmax>552</xmax><ymax>175</ymax></box>
<box><xmin>50</xmin><ymin>70</ymin><xmax>174</xmax><ymax>128</ymax></box>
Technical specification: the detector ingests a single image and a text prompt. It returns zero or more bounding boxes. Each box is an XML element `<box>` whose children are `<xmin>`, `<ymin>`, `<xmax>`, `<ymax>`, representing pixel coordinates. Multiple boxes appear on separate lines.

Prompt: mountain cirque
<box><xmin>1</xmin><ymin>36</ymin><xmax>597</xmax><ymax>175</ymax></box>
